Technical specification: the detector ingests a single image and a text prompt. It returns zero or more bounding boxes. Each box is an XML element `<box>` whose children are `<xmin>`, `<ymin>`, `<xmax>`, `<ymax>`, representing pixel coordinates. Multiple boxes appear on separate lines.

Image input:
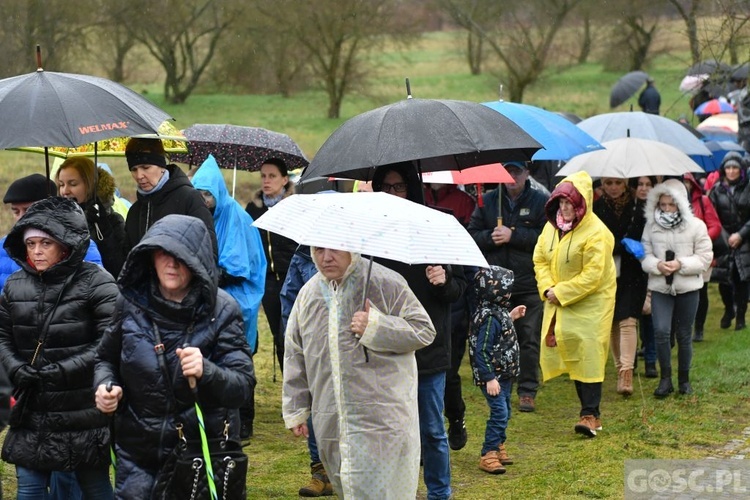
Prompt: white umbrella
<box><xmin>577</xmin><ymin>111</ymin><xmax>711</xmax><ymax>156</ymax></box>
<box><xmin>252</xmin><ymin>192</ymin><xmax>489</xmax><ymax>268</ymax></box>
<box><xmin>556</xmin><ymin>137</ymin><xmax>704</xmax><ymax>178</ymax></box>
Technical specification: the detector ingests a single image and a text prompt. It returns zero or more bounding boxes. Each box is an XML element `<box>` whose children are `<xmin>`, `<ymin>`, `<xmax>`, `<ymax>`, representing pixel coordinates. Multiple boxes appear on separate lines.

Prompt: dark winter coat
<box><xmin>467</xmin><ymin>180</ymin><xmax>549</xmax><ymax>296</ymax></box>
<box><xmin>0</xmin><ymin>196</ymin><xmax>117</xmax><ymax>471</ymax></box>
<box><xmin>94</xmin><ymin>214</ymin><xmax>254</xmax><ymax>496</ymax></box>
<box><xmin>708</xmin><ymin>167</ymin><xmax>750</xmax><ymax>282</ymax></box>
<box><xmin>124</xmin><ymin>163</ymin><xmax>218</xmax><ymax>259</ymax></box>
<box><xmin>638</xmin><ymin>84</ymin><xmax>661</xmax><ymax>114</ymax></box>
<box><xmin>81</xmin><ymin>166</ymin><xmax>127</xmax><ymax>278</ymax></box>
<box><xmin>246</xmin><ymin>186</ymin><xmax>298</xmax><ymax>281</ymax></box>
<box><xmin>593</xmin><ymin>194</ymin><xmax>648</xmax><ymax>320</ymax></box>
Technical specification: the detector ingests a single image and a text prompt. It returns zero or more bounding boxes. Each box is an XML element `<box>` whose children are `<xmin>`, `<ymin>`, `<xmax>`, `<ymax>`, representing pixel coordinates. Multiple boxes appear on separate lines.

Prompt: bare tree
<box><xmin>114</xmin><ymin>0</ymin><xmax>239</xmax><ymax>104</ymax></box>
<box><xmin>254</xmin><ymin>0</ymin><xmax>420</xmax><ymax>118</ymax></box>
<box><xmin>443</xmin><ymin>0</ymin><xmax>581</xmax><ymax>102</ymax></box>
<box><xmin>715</xmin><ymin>0</ymin><xmax>750</xmax><ymax>64</ymax></box>
<box><xmin>667</xmin><ymin>0</ymin><xmax>703</xmax><ymax>63</ymax></box>
<box><xmin>0</xmin><ymin>0</ymin><xmax>95</xmax><ymax>77</ymax></box>
<box><xmin>438</xmin><ymin>0</ymin><xmax>504</xmax><ymax>75</ymax></box>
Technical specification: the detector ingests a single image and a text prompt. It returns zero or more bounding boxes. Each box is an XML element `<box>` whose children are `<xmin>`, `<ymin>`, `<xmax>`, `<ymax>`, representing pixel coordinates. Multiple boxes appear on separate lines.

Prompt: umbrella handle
<box><xmin>496</xmin><ymin>216</ymin><xmax>503</xmax><ymax>227</ymax></box>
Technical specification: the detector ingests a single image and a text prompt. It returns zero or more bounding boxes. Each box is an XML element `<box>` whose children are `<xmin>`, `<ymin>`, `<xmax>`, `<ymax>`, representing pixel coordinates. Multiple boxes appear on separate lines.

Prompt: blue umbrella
<box><xmin>695</xmin><ymin>125</ymin><xmax>737</xmax><ymax>142</ymax></box>
<box><xmin>694</xmin><ymin>99</ymin><xmax>735</xmax><ymax>116</ymax></box>
<box><xmin>482</xmin><ymin>101</ymin><xmax>603</xmax><ymax>161</ymax></box>
<box><xmin>690</xmin><ymin>139</ymin><xmax>746</xmax><ymax>172</ymax></box>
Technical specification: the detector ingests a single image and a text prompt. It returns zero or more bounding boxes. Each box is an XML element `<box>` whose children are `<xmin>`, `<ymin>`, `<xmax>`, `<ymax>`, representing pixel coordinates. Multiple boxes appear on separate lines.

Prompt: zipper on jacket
<box><xmin>265</xmin><ymin>230</ymin><xmax>277</xmax><ymax>277</ymax></box>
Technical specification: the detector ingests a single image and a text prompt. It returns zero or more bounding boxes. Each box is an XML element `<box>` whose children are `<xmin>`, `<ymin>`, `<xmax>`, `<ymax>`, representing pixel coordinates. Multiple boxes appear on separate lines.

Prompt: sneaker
<box><xmin>497</xmin><ymin>443</ymin><xmax>513</xmax><ymax>465</ymax></box>
<box><xmin>299</xmin><ymin>462</ymin><xmax>334</xmax><ymax>497</ymax></box>
<box><xmin>574</xmin><ymin>415</ymin><xmax>598</xmax><ymax>438</ymax></box>
<box><xmin>448</xmin><ymin>418</ymin><xmax>468</xmax><ymax>451</ymax></box>
<box><xmin>479</xmin><ymin>450</ymin><xmax>506</xmax><ymax>474</ymax></box>
<box><xmin>519</xmin><ymin>395</ymin><xmax>535</xmax><ymax>412</ymax></box>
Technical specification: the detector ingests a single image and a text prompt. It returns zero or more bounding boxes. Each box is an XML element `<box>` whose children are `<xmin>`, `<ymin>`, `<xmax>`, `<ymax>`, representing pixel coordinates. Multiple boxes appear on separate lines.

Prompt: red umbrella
<box><xmin>420</xmin><ymin>163</ymin><xmax>514</xmax><ymax>184</ymax></box>
<box><xmin>694</xmin><ymin>99</ymin><xmax>735</xmax><ymax>116</ymax></box>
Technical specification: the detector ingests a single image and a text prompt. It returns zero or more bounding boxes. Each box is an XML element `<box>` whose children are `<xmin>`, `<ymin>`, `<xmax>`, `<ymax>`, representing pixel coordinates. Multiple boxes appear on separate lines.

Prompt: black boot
<box><xmin>678</xmin><ymin>370</ymin><xmax>693</xmax><ymax>395</ymax></box>
<box><xmin>693</xmin><ymin>328</ymin><xmax>704</xmax><ymax>342</ymax></box>
<box><xmin>654</xmin><ymin>368</ymin><xmax>674</xmax><ymax>399</ymax></box>
<box><xmin>645</xmin><ymin>362</ymin><xmax>658</xmax><ymax>378</ymax></box>
<box><xmin>721</xmin><ymin>310</ymin><xmax>734</xmax><ymax>329</ymax></box>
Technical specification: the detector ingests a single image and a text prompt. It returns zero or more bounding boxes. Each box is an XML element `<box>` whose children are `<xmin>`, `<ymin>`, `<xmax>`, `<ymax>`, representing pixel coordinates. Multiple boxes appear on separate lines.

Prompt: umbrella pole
<box><xmin>497</xmin><ymin>186</ymin><xmax>503</xmax><ymax>227</ymax></box>
<box><xmin>44</xmin><ymin>148</ymin><xmax>52</xmax><ymax>192</ymax></box>
<box><xmin>232</xmin><ymin>154</ymin><xmax>238</xmax><ymax>199</ymax></box>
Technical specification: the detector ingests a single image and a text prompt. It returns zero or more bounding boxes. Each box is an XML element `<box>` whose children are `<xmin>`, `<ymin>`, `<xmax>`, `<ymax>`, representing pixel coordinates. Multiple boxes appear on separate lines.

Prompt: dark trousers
<box><xmin>513</xmin><ymin>292</ymin><xmax>543</xmax><ymax>398</ymax></box>
<box><xmin>694</xmin><ymin>282</ymin><xmax>709</xmax><ymax>332</ymax></box>
<box><xmin>444</xmin><ymin>302</ymin><xmax>468</xmax><ymax>422</ymax></box>
<box><xmin>262</xmin><ymin>274</ymin><xmax>285</xmax><ymax>371</ymax></box>
<box><xmin>652</xmin><ymin>290</ymin><xmax>698</xmax><ymax>374</ymax></box>
<box><xmin>719</xmin><ymin>267</ymin><xmax>749</xmax><ymax>322</ymax></box>
<box><xmin>574</xmin><ymin>381</ymin><xmax>602</xmax><ymax>418</ymax></box>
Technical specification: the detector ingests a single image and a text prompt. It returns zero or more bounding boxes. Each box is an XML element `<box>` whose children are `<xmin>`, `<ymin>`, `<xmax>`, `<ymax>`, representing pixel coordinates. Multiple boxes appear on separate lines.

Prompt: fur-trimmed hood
<box><xmin>250</xmin><ymin>183</ymin><xmax>295</xmax><ymax>209</ymax></box>
<box><xmin>644</xmin><ymin>179</ymin><xmax>694</xmax><ymax>226</ymax></box>
<box><xmin>94</xmin><ymin>167</ymin><xmax>117</xmax><ymax>207</ymax></box>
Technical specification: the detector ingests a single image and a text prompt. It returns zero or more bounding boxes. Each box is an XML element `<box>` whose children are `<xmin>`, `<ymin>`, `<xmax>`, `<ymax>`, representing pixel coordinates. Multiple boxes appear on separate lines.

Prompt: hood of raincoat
<box><xmin>473</xmin><ymin>265</ymin><xmax>513</xmax><ymax>310</ymax></box>
<box><xmin>4</xmin><ymin>196</ymin><xmax>89</xmax><ymax>277</ymax></box>
<box><xmin>118</xmin><ymin>213</ymin><xmax>218</xmax><ymax>312</ymax></box>
<box><xmin>191</xmin><ymin>154</ymin><xmax>267</xmax><ymax>282</ymax></box>
<box><xmin>544</xmin><ymin>171</ymin><xmax>591</xmax><ymax>230</ymax></box>
<box><xmin>310</xmin><ymin>247</ymin><xmax>362</xmax><ymax>286</ymax></box>
<box><xmin>645</xmin><ymin>178</ymin><xmax>695</xmax><ymax>226</ymax></box>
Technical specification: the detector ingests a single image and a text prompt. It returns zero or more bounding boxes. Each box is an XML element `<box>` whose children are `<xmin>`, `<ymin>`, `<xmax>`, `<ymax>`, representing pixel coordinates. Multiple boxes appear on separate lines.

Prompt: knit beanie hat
<box><xmin>3</xmin><ymin>174</ymin><xmax>57</xmax><ymax>203</ymax></box>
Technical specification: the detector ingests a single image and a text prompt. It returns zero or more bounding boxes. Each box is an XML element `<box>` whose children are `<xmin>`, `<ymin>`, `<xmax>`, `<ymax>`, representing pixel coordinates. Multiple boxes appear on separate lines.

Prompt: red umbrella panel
<box><xmin>694</xmin><ymin>99</ymin><xmax>735</xmax><ymax>116</ymax></box>
<box><xmin>420</xmin><ymin>163</ymin><xmax>514</xmax><ymax>184</ymax></box>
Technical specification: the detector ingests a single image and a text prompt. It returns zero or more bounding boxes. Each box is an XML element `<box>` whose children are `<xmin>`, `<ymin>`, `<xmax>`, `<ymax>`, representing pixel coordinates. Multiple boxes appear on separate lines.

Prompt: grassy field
<box><xmin>1</xmin><ymin>25</ymin><xmax>749</xmax><ymax>499</ymax></box>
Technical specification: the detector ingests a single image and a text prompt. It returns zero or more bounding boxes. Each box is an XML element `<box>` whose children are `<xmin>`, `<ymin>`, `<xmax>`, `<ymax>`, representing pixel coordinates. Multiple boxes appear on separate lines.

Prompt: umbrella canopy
<box><xmin>555</xmin><ymin>111</ymin><xmax>583</xmax><ymax>124</ymax></box>
<box><xmin>732</xmin><ymin>62</ymin><xmax>749</xmax><ymax>81</ymax></box>
<box><xmin>556</xmin><ymin>137</ymin><xmax>704</xmax><ymax>178</ymax></box>
<box><xmin>170</xmin><ymin>123</ymin><xmax>309</xmax><ymax>172</ymax></box>
<box><xmin>610</xmin><ymin>71</ymin><xmax>650</xmax><ymax>108</ymax></box>
<box><xmin>482</xmin><ymin>101</ymin><xmax>603</xmax><ymax>161</ymax></box>
<box><xmin>694</xmin><ymin>99</ymin><xmax>735</xmax><ymax>116</ymax></box>
<box><xmin>696</xmin><ymin>113</ymin><xmax>739</xmax><ymax>133</ymax></box>
<box><xmin>686</xmin><ymin>59</ymin><xmax>731</xmax><ymax>77</ymax></box>
<box><xmin>300</xmin><ymin>98</ymin><xmax>542</xmax><ymax>181</ymax></box>
<box><xmin>577</xmin><ymin>111</ymin><xmax>711</xmax><ymax>156</ymax></box>
<box><xmin>252</xmin><ymin>191</ymin><xmax>489</xmax><ymax>268</ymax></box>
<box><xmin>0</xmin><ymin>69</ymin><xmax>171</xmax><ymax>149</ymax></box>
<box><xmin>689</xmin><ymin>140</ymin><xmax>746</xmax><ymax>172</ymax></box>
<box><xmin>693</xmin><ymin>125</ymin><xmax>737</xmax><ymax>142</ymax></box>
<box><xmin>679</xmin><ymin>74</ymin><xmax>709</xmax><ymax>95</ymax></box>
<box><xmin>13</xmin><ymin>121</ymin><xmax>187</xmax><ymax>158</ymax></box>
<box><xmin>420</xmin><ymin>163</ymin><xmax>514</xmax><ymax>184</ymax></box>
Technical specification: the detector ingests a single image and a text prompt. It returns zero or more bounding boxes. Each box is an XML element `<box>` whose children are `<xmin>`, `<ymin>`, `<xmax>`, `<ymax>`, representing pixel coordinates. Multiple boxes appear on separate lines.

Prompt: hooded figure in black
<box><xmin>0</xmin><ymin>196</ymin><xmax>117</xmax><ymax>497</ymax></box>
<box><xmin>94</xmin><ymin>214</ymin><xmax>255</xmax><ymax>498</ymax></box>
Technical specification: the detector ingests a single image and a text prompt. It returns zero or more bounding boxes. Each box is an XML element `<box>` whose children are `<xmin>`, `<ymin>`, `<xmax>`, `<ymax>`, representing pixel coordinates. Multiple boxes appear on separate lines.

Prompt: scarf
<box><xmin>655</xmin><ymin>208</ymin><xmax>682</xmax><ymax>229</ymax></box>
<box><xmin>603</xmin><ymin>190</ymin><xmax>632</xmax><ymax>218</ymax></box>
<box><xmin>555</xmin><ymin>209</ymin><xmax>574</xmax><ymax>233</ymax></box>
<box><xmin>263</xmin><ymin>187</ymin><xmax>286</xmax><ymax>208</ymax></box>
<box><xmin>137</xmin><ymin>169</ymin><xmax>170</xmax><ymax>196</ymax></box>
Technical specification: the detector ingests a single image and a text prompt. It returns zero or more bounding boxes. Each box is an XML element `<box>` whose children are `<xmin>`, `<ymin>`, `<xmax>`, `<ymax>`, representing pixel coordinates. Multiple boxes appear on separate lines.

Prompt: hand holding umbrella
<box><xmin>660</xmin><ymin>250</ymin><xmax>678</xmax><ymax>285</ymax></box>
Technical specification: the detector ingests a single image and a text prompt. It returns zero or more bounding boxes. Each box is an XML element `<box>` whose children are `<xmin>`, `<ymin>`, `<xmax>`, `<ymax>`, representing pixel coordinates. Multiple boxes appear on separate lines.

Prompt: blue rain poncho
<box><xmin>192</xmin><ymin>155</ymin><xmax>267</xmax><ymax>350</ymax></box>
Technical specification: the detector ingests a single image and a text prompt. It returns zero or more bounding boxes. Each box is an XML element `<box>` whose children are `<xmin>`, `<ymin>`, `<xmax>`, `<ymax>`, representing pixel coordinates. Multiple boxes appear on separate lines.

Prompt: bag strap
<box><xmin>30</xmin><ymin>273</ymin><xmax>75</xmax><ymax>366</ymax></box>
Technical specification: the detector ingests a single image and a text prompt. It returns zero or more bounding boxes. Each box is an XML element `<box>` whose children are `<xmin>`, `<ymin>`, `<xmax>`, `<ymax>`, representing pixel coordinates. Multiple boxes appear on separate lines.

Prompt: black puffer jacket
<box><xmin>246</xmin><ymin>186</ymin><xmax>297</xmax><ymax>280</ymax></box>
<box><xmin>124</xmin><ymin>163</ymin><xmax>218</xmax><ymax>260</ymax></box>
<box><xmin>0</xmin><ymin>196</ymin><xmax>117</xmax><ymax>471</ymax></box>
<box><xmin>81</xmin><ymin>166</ymin><xmax>127</xmax><ymax>278</ymax></box>
<box><xmin>709</xmin><ymin>161</ymin><xmax>750</xmax><ymax>282</ymax></box>
<box><xmin>94</xmin><ymin>214</ymin><xmax>255</xmax><ymax>495</ymax></box>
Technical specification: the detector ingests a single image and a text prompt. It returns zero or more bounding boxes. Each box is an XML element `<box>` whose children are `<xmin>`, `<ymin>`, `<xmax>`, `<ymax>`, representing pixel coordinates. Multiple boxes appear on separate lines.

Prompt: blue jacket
<box><xmin>191</xmin><ymin>155</ymin><xmax>267</xmax><ymax>351</ymax></box>
<box><xmin>280</xmin><ymin>245</ymin><xmax>318</xmax><ymax>333</ymax></box>
<box><xmin>0</xmin><ymin>235</ymin><xmax>104</xmax><ymax>289</ymax></box>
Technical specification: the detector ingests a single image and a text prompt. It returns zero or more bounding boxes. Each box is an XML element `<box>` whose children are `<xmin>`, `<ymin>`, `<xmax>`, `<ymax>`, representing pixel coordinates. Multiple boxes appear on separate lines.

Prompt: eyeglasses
<box><xmin>381</xmin><ymin>182</ymin><xmax>408</xmax><ymax>193</ymax></box>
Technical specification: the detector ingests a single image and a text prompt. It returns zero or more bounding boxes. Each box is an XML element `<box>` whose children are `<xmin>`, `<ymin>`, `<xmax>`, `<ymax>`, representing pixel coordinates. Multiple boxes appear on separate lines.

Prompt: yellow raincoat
<box><xmin>533</xmin><ymin>171</ymin><xmax>616</xmax><ymax>383</ymax></box>
<box><xmin>283</xmin><ymin>253</ymin><xmax>436</xmax><ymax>499</ymax></box>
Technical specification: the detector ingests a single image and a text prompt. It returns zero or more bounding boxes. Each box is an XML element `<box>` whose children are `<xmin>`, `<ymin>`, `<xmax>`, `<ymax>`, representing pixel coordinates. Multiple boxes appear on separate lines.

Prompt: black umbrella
<box><xmin>171</xmin><ymin>123</ymin><xmax>309</xmax><ymax>172</ymax></box>
<box><xmin>610</xmin><ymin>71</ymin><xmax>650</xmax><ymax>108</ymax></box>
<box><xmin>686</xmin><ymin>59</ymin><xmax>731</xmax><ymax>77</ymax></box>
<box><xmin>732</xmin><ymin>62</ymin><xmax>749</xmax><ymax>81</ymax></box>
<box><xmin>300</xmin><ymin>97</ymin><xmax>541</xmax><ymax>181</ymax></box>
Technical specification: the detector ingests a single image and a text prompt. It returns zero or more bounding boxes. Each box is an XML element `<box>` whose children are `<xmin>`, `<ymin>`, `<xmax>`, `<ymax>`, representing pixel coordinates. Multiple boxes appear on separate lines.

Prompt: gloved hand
<box><xmin>622</xmin><ymin>238</ymin><xmax>645</xmax><ymax>260</ymax></box>
<box><xmin>13</xmin><ymin>365</ymin><xmax>41</xmax><ymax>390</ymax></box>
<box><xmin>39</xmin><ymin>363</ymin><xmax>65</xmax><ymax>389</ymax></box>
<box><xmin>85</xmin><ymin>203</ymin><xmax>102</xmax><ymax>225</ymax></box>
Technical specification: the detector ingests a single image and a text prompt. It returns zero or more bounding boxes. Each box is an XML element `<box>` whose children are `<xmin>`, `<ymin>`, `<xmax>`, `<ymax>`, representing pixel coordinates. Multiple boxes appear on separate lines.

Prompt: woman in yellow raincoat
<box><xmin>283</xmin><ymin>247</ymin><xmax>436</xmax><ymax>499</ymax></box>
<box><xmin>533</xmin><ymin>171</ymin><xmax>616</xmax><ymax>438</ymax></box>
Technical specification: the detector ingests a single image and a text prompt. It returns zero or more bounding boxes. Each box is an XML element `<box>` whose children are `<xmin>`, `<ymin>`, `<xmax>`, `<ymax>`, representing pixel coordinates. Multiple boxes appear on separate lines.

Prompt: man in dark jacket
<box><xmin>638</xmin><ymin>78</ymin><xmax>661</xmax><ymax>115</ymax></box>
<box><xmin>372</xmin><ymin>162</ymin><xmax>466</xmax><ymax>500</ymax></box>
<box><xmin>468</xmin><ymin>161</ymin><xmax>548</xmax><ymax>412</ymax></box>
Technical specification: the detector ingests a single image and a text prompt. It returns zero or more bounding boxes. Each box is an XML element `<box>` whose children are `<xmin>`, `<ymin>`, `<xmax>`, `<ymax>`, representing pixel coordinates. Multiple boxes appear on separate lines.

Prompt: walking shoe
<box><xmin>594</xmin><ymin>417</ymin><xmax>603</xmax><ymax>431</ymax></box>
<box><xmin>519</xmin><ymin>395</ymin><xmax>535</xmax><ymax>412</ymax></box>
<box><xmin>721</xmin><ymin>311</ymin><xmax>734</xmax><ymax>329</ymax></box>
<box><xmin>620</xmin><ymin>369</ymin><xmax>633</xmax><ymax>396</ymax></box>
<box><xmin>479</xmin><ymin>450</ymin><xmax>506</xmax><ymax>474</ymax></box>
<box><xmin>299</xmin><ymin>462</ymin><xmax>334</xmax><ymax>497</ymax></box>
<box><xmin>645</xmin><ymin>362</ymin><xmax>658</xmax><ymax>378</ymax></box>
<box><xmin>616</xmin><ymin>370</ymin><xmax>624</xmax><ymax>394</ymax></box>
<box><xmin>654</xmin><ymin>378</ymin><xmax>674</xmax><ymax>399</ymax></box>
<box><xmin>574</xmin><ymin>415</ymin><xmax>598</xmax><ymax>438</ymax></box>
<box><xmin>497</xmin><ymin>443</ymin><xmax>513</xmax><ymax>465</ymax></box>
<box><xmin>693</xmin><ymin>329</ymin><xmax>704</xmax><ymax>342</ymax></box>
<box><xmin>735</xmin><ymin>321</ymin><xmax>746</xmax><ymax>331</ymax></box>
<box><xmin>678</xmin><ymin>382</ymin><xmax>693</xmax><ymax>395</ymax></box>
<box><xmin>448</xmin><ymin>418</ymin><xmax>468</xmax><ymax>451</ymax></box>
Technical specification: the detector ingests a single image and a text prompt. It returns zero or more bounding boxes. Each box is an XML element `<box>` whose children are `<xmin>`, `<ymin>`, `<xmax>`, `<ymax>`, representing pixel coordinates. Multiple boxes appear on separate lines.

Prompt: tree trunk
<box><xmin>467</xmin><ymin>30</ymin><xmax>483</xmax><ymax>75</ymax></box>
<box><xmin>578</xmin><ymin>15</ymin><xmax>591</xmax><ymax>64</ymax></box>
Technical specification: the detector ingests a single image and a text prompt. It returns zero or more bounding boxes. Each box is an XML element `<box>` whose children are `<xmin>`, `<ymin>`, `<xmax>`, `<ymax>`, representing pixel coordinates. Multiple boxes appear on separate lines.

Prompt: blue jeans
<box><xmin>419</xmin><ymin>372</ymin><xmax>451</xmax><ymax>500</ymax></box>
<box><xmin>652</xmin><ymin>290</ymin><xmax>698</xmax><ymax>374</ymax></box>
<box><xmin>306</xmin><ymin>415</ymin><xmax>320</xmax><ymax>465</ymax></box>
<box><xmin>481</xmin><ymin>379</ymin><xmax>512</xmax><ymax>455</ymax></box>
<box><xmin>50</xmin><ymin>472</ymin><xmax>83</xmax><ymax>500</ymax></box>
<box><xmin>16</xmin><ymin>466</ymin><xmax>112</xmax><ymax>500</ymax></box>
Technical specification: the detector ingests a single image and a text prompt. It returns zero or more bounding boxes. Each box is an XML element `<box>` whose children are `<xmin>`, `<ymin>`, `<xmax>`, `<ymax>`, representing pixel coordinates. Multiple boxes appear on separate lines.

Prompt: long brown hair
<box><xmin>56</xmin><ymin>157</ymin><xmax>96</xmax><ymax>202</ymax></box>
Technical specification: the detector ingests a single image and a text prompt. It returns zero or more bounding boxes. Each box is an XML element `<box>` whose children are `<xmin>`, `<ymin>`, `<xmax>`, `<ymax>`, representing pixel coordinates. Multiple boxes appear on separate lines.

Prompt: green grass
<box><xmin>0</xmin><ymin>23</ymin><xmax>748</xmax><ymax>498</ymax></box>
